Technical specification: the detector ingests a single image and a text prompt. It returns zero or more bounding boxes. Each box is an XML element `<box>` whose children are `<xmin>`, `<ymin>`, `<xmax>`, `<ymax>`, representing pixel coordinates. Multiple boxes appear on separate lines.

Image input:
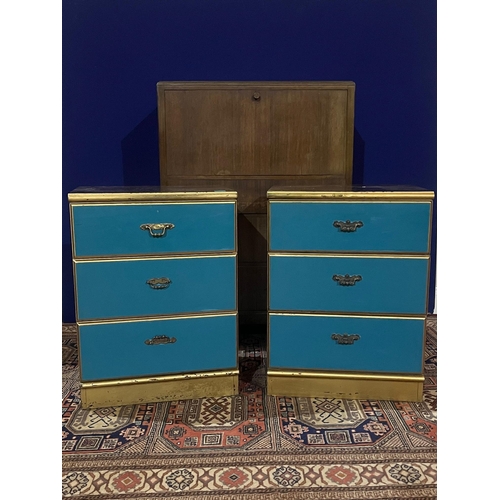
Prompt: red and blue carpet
<box><xmin>62</xmin><ymin>316</ymin><xmax>437</xmax><ymax>499</ymax></box>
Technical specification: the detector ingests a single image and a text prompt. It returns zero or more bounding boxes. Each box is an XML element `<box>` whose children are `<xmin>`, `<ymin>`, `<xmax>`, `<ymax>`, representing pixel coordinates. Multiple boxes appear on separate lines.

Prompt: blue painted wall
<box><xmin>62</xmin><ymin>0</ymin><xmax>437</xmax><ymax>323</ymax></box>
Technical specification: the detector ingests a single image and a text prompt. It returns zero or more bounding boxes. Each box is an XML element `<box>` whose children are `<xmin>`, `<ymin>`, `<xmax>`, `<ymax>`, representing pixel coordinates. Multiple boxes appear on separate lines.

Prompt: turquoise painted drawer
<box><xmin>79</xmin><ymin>314</ymin><xmax>237</xmax><ymax>381</ymax></box>
<box><xmin>269</xmin><ymin>201</ymin><xmax>431</xmax><ymax>253</ymax></box>
<box><xmin>71</xmin><ymin>202</ymin><xmax>236</xmax><ymax>257</ymax></box>
<box><xmin>75</xmin><ymin>255</ymin><xmax>236</xmax><ymax>320</ymax></box>
<box><xmin>269</xmin><ymin>314</ymin><xmax>425</xmax><ymax>374</ymax></box>
<box><xmin>269</xmin><ymin>254</ymin><xmax>429</xmax><ymax>314</ymax></box>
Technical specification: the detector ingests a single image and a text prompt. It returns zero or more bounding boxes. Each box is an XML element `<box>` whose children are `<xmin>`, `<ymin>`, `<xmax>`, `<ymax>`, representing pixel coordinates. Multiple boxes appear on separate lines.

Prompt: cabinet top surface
<box><xmin>267</xmin><ymin>185</ymin><xmax>435</xmax><ymax>201</ymax></box>
<box><xmin>157</xmin><ymin>81</ymin><xmax>355</xmax><ymax>89</ymax></box>
<box><xmin>68</xmin><ymin>186</ymin><xmax>237</xmax><ymax>203</ymax></box>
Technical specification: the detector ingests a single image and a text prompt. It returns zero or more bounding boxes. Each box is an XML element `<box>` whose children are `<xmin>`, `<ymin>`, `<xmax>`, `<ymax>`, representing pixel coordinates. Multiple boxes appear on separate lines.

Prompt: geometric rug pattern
<box><xmin>62</xmin><ymin>316</ymin><xmax>437</xmax><ymax>499</ymax></box>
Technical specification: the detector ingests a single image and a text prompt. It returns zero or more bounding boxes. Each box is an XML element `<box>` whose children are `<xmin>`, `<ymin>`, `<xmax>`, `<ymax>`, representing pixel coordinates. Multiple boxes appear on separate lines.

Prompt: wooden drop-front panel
<box><xmin>157</xmin><ymin>81</ymin><xmax>355</xmax><ymax>325</ymax></box>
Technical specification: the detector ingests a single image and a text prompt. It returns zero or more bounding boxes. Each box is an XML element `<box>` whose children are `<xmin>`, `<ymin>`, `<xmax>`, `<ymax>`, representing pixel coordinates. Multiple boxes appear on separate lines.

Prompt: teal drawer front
<box><xmin>269</xmin><ymin>255</ymin><xmax>428</xmax><ymax>314</ymax></box>
<box><xmin>72</xmin><ymin>202</ymin><xmax>235</xmax><ymax>257</ymax></box>
<box><xmin>269</xmin><ymin>202</ymin><xmax>431</xmax><ymax>253</ymax></box>
<box><xmin>75</xmin><ymin>255</ymin><xmax>236</xmax><ymax>320</ymax></box>
<box><xmin>269</xmin><ymin>314</ymin><xmax>425</xmax><ymax>374</ymax></box>
<box><xmin>79</xmin><ymin>314</ymin><xmax>237</xmax><ymax>381</ymax></box>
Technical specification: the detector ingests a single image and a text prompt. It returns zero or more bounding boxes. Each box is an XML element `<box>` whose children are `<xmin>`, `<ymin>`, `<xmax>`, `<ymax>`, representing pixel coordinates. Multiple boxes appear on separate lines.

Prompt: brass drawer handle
<box><xmin>146</xmin><ymin>277</ymin><xmax>172</xmax><ymax>289</ymax></box>
<box><xmin>145</xmin><ymin>335</ymin><xmax>177</xmax><ymax>345</ymax></box>
<box><xmin>333</xmin><ymin>220</ymin><xmax>363</xmax><ymax>232</ymax></box>
<box><xmin>331</xmin><ymin>334</ymin><xmax>360</xmax><ymax>345</ymax></box>
<box><xmin>332</xmin><ymin>274</ymin><xmax>362</xmax><ymax>286</ymax></box>
<box><xmin>140</xmin><ymin>223</ymin><xmax>175</xmax><ymax>237</ymax></box>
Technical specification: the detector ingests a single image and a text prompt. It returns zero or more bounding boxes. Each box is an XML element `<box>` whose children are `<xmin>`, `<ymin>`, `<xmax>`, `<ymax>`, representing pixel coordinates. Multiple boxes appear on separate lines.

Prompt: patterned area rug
<box><xmin>62</xmin><ymin>316</ymin><xmax>437</xmax><ymax>499</ymax></box>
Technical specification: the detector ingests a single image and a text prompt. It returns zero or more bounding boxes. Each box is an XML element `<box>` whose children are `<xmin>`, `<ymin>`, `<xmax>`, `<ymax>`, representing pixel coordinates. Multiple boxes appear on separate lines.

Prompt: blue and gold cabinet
<box><xmin>267</xmin><ymin>187</ymin><xmax>434</xmax><ymax>402</ymax></box>
<box><xmin>69</xmin><ymin>187</ymin><xmax>238</xmax><ymax>409</ymax></box>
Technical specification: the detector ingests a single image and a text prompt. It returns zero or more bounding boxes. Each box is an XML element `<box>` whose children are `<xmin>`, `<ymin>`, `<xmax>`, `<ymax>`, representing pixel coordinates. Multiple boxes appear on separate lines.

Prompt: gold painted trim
<box><xmin>267</xmin><ymin>369</ymin><xmax>424</xmax><ymax>383</ymax></box>
<box><xmin>268</xmin><ymin>252</ymin><xmax>429</xmax><ymax>259</ymax></box>
<box><xmin>81</xmin><ymin>372</ymin><xmax>239</xmax><ymax>408</ymax></box>
<box><xmin>267</xmin><ymin>372</ymin><xmax>424</xmax><ymax>401</ymax></box>
<box><xmin>269</xmin><ymin>312</ymin><xmax>427</xmax><ymax>320</ymax></box>
<box><xmin>269</xmin><ymin>250</ymin><xmax>430</xmax><ymax>257</ymax></box>
<box><xmin>77</xmin><ymin>311</ymin><xmax>238</xmax><ymax>326</ymax></box>
<box><xmin>82</xmin><ymin>369</ymin><xmax>239</xmax><ymax>389</ymax></box>
<box><xmin>69</xmin><ymin>200</ymin><xmax>237</xmax><ymax>207</ymax></box>
<box><xmin>74</xmin><ymin>252</ymin><xmax>237</xmax><ymax>263</ymax></box>
<box><xmin>267</xmin><ymin>192</ymin><xmax>434</xmax><ymax>201</ymax></box>
<box><xmin>68</xmin><ymin>192</ymin><xmax>237</xmax><ymax>202</ymax></box>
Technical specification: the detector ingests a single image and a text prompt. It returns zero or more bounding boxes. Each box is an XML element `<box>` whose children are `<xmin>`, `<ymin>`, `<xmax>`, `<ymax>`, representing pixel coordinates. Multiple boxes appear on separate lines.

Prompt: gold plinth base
<box><xmin>81</xmin><ymin>370</ymin><xmax>239</xmax><ymax>409</ymax></box>
<box><xmin>267</xmin><ymin>370</ymin><xmax>424</xmax><ymax>402</ymax></box>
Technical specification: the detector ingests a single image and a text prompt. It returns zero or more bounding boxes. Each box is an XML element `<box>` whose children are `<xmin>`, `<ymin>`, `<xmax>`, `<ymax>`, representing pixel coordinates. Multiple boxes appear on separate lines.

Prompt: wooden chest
<box><xmin>266</xmin><ymin>186</ymin><xmax>434</xmax><ymax>402</ymax></box>
<box><xmin>157</xmin><ymin>81</ymin><xmax>355</xmax><ymax>325</ymax></box>
<box><xmin>68</xmin><ymin>187</ymin><xmax>239</xmax><ymax>408</ymax></box>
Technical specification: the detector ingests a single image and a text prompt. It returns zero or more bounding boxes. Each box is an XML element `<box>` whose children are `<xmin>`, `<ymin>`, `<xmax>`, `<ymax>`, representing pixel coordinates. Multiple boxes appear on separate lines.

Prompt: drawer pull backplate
<box><xmin>331</xmin><ymin>334</ymin><xmax>360</xmax><ymax>345</ymax></box>
<box><xmin>145</xmin><ymin>335</ymin><xmax>177</xmax><ymax>345</ymax></box>
<box><xmin>146</xmin><ymin>277</ymin><xmax>172</xmax><ymax>289</ymax></box>
<box><xmin>332</xmin><ymin>274</ymin><xmax>362</xmax><ymax>286</ymax></box>
<box><xmin>333</xmin><ymin>220</ymin><xmax>363</xmax><ymax>232</ymax></box>
<box><xmin>140</xmin><ymin>222</ymin><xmax>175</xmax><ymax>237</ymax></box>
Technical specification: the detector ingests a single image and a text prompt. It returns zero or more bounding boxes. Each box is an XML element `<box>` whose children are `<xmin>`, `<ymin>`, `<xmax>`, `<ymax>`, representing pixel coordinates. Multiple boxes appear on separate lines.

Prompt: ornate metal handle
<box><xmin>332</xmin><ymin>274</ymin><xmax>362</xmax><ymax>286</ymax></box>
<box><xmin>146</xmin><ymin>277</ymin><xmax>172</xmax><ymax>289</ymax></box>
<box><xmin>145</xmin><ymin>335</ymin><xmax>177</xmax><ymax>345</ymax></box>
<box><xmin>331</xmin><ymin>334</ymin><xmax>360</xmax><ymax>345</ymax></box>
<box><xmin>140</xmin><ymin>223</ymin><xmax>175</xmax><ymax>237</ymax></box>
<box><xmin>333</xmin><ymin>220</ymin><xmax>363</xmax><ymax>232</ymax></box>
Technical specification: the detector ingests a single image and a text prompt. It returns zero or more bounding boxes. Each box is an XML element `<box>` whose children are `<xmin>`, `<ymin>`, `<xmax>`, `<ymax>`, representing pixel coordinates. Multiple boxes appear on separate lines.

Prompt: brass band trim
<box><xmin>267</xmin><ymin>369</ymin><xmax>424</xmax><ymax>383</ymax></box>
<box><xmin>269</xmin><ymin>312</ymin><xmax>427</xmax><ymax>320</ymax></box>
<box><xmin>268</xmin><ymin>252</ymin><xmax>429</xmax><ymax>259</ymax></box>
<box><xmin>267</xmin><ymin>372</ymin><xmax>424</xmax><ymax>401</ymax></box>
<box><xmin>74</xmin><ymin>252</ymin><xmax>237</xmax><ymax>263</ymax></box>
<box><xmin>77</xmin><ymin>311</ymin><xmax>237</xmax><ymax>326</ymax></box>
<box><xmin>82</xmin><ymin>369</ymin><xmax>239</xmax><ymax>389</ymax></box>
<box><xmin>267</xmin><ymin>193</ymin><xmax>434</xmax><ymax>201</ymax></box>
<box><xmin>81</xmin><ymin>372</ymin><xmax>239</xmax><ymax>408</ymax></box>
<box><xmin>69</xmin><ymin>201</ymin><xmax>237</xmax><ymax>207</ymax></box>
<box><xmin>68</xmin><ymin>192</ymin><xmax>238</xmax><ymax>202</ymax></box>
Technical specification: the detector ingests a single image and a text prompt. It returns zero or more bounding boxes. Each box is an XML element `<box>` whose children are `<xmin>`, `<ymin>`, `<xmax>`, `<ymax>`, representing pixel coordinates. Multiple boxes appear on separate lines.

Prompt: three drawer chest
<box><xmin>267</xmin><ymin>186</ymin><xmax>434</xmax><ymax>402</ymax></box>
<box><xmin>69</xmin><ymin>187</ymin><xmax>239</xmax><ymax>409</ymax></box>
